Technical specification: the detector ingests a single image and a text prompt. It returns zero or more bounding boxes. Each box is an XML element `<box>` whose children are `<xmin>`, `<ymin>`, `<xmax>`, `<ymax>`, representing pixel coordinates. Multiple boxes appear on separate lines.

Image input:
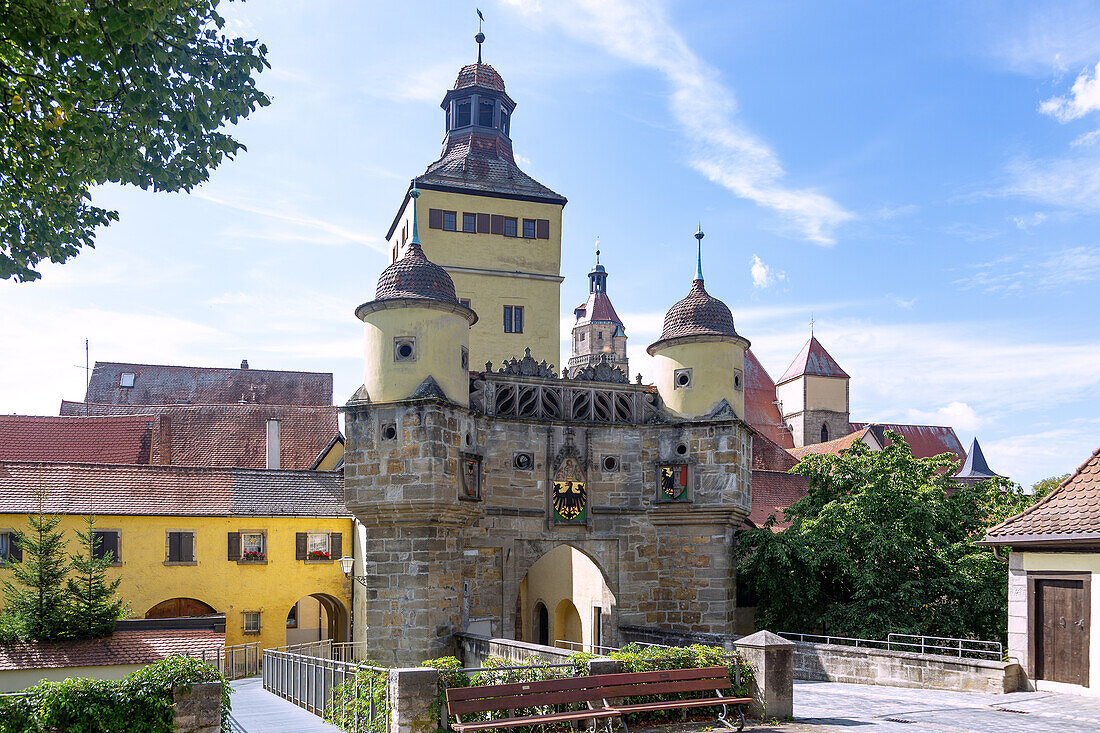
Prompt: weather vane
<box><xmin>595</xmin><ymin>236</ymin><xmax>600</xmax><ymax>265</ymax></box>
<box><xmin>476</xmin><ymin>9</ymin><xmax>485</xmax><ymax>63</ymax></box>
<box><xmin>809</xmin><ymin>313</ymin><xmax>815</xmax><ymax>336</ymax></box>
<box><xmin>694</xmin><ymin>223</ymin><xmax>705</xmax><ymax>281</ymax></box>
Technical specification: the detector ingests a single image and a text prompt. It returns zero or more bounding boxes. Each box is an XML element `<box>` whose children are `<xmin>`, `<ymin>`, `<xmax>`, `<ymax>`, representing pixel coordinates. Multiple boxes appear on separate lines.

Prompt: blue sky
<box><xmin>2</xmin><ymin>0</ymin><xmax>1099</xmax><ymax>487</ymax></box>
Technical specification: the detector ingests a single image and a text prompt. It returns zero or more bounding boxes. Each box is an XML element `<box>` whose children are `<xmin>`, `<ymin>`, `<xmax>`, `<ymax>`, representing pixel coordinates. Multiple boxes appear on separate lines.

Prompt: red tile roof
<box><xmin>0</xmin><ymin>462</ymin><xmax>349</xmax><ymax>517</ymax></box>
<box><xmin>454</xmin><ymin>63</ymin><xmax>506</xmax><ymax>92</ymax></box>
<box><xmin>850</xmin><ymin>423</ymin><xmax>966</xmax><ymax>464</ymax></box>
<box><xmin>0</xmin><ymin>629</ymin><xmax>223</xmax><ymax>671</ymax></box>
<box><xmin>373</xmin><ymin>240</ymin><xmax>459</xmax><ymax>303</ymax></box>
<box><xmin>58</xmin><ymin>404</ymin><xmax>338</xmax><ymax>470</ymax></box>
<box><xmin>648</xmin><ymin>280</ymin><xmax>744</xmax><ymax>353</ymax></box>
<box><xmin>80</xmin><ymin>361</ymin><xmax>332</xmax><ymax>407</ymax></box>
<box><xmin>753</xmin><ymin>433</ymin><xmax>799</xmax><ymax>472</ymax></box>
<box><xmin>746</xmin><ymin>470</ymin><xmax>810</xmax><ymax>530</ymax></box>
<box><xmin>418</xmin><ymin>131</ymin><xmax>567</xmax><ymax>205</ymax></box>
<box><xmin>0</xmin><ymin>415</ymin><xmax>152</xmax><ymax>464</ymax></box>
<box><xmin>574</xmin><ymin>292</ymin><xmax>624</xmax><ymax>326</ymax></box>
<box><xmin>787</xmin><ymin>428</ymin><xmax>875</xmax><ymax>460</ymax></box>
<box><xmin>744</xmin><ymin>349</ymin><xmax>794</xmax><ymax>449</ymax></box>
<box><xmin>984</xmin><ymin>447</ymin><xmax>1100</xmax><ymax>544</ymax></box>
<box><xmin>778</xmin><ymin>336</ymin><xmax>849</xmax><ymax>383</ymax></box>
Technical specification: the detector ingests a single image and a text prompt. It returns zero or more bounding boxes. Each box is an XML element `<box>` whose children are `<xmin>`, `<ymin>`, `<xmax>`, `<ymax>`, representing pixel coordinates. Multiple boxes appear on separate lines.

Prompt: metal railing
<box><xmin>554</xmin><ymin>639</ymin><xmax>622</xmax><ymax>655</ymax></box>
<box><xmin>779</xmin><ymin>631</ymin><xmax>1003</xmax><ymax>660</ymax></box>
<box><xmin>188</xmin><ymin>641</ymin><xmax>261</xmax><ymax>680</ymax></box>
<box><xmin>275</xmin><ymin>639</ymin><xmax>375</xmax><ymax>663</ymax></box>
<box><xmin>263</xmin><ymin>647</ymin><xmax>388</xmax><ymax>732</ymax></box>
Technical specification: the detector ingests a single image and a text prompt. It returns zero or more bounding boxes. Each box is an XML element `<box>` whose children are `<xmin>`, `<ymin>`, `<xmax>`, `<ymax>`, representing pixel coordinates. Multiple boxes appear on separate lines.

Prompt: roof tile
<box><xmin>778</xmin><ymin>337</ymin><xmax>849</xmax><ymax>383</ymax></box>
<box><xmin>985</xmin><ymin>446</ymin><xmax>1100</xmax><ymax>541</ymax></box>
<box><xmin>0</xmin><ymin>415</ymin><xmax>152</xmax><ymax>464</ymax></box>
<box><xmin>0</xmin><ymin>629</ymin><xmax>223</xmax><ymax>671</ymax></box>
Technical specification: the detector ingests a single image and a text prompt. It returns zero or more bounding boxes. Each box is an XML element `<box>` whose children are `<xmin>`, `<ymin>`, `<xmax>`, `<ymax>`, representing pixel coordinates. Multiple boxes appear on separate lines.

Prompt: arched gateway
<box><xmin>343</xmin><ymin>42</ymin><xmax>752</xmax><ymax>668</ymax></box>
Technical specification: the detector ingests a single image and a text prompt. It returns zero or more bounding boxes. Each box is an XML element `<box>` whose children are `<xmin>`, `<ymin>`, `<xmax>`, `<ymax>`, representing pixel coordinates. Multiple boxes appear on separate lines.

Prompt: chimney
<box><xmin>240</xmin><ymin>359</ymin><xmax>249</xmax><ymax>370</ymax></box>
<box><xmin>152</xmin><ymin>415</ymin><xmax>172</xmax><ymax>466</ymax></box>
<box><xmin>266</xmin><ymin>419</ymin><xmax>281</xmax><ymax>470</ymax></box>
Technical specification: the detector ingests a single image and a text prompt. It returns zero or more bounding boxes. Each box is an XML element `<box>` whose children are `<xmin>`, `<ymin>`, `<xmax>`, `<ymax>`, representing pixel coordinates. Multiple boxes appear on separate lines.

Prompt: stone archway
<box><xmin>145</xmin><ymin>598</ymin><xmax>217</xmax><ymax>619</ymax></box>
<box><xmin>514</xmin><ymin>544</ymin><xmax>616</xmax><ymax>651</ymax></box>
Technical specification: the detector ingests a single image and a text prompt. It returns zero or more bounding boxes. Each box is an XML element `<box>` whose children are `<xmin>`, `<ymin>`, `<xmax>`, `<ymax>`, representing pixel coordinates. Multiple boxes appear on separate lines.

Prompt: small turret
<box><xmin>569</xmin><ymin>239</ymin><xmax>628</xmax><ymax>376</ymax></box>
<box><xmin>776</xmin><ymin>335</ymin><xmax>849</xmax><ymax>447</ymax></box>
<box><xmin>647</xmin><ymin>226</ymin><xmax>749</xmax><ymax>419</ymax></box>
<box><xmin>356</xmin><ymin>185</ymin><xmax>477</xmax><ymax>406</ymax></box>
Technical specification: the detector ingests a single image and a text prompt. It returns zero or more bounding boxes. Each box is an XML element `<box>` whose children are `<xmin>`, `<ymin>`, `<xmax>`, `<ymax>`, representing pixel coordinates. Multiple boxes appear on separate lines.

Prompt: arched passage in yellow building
<box><xmin>145</xmin><ymin>598</ymin><xmax>217</xmax><ymax>619</ymax></box>
<box><xmin>516</xmin><ymin>545</ymin><xmax>615</xmax><ymax>651</ymax></box>
<box><xmin>286</xmin><ymin>593</ymin><xmax>349</xmax><ymax>646</ymax></box>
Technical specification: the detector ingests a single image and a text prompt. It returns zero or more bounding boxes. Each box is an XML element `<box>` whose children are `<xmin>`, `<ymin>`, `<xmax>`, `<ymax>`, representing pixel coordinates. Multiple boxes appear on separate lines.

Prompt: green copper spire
<box><xmin>409</xmin><ymin>182</ymin><xmax>421</xmax><ymax>246</ymax></box>
<box><xmin>694</xmin><ymin>223</ymin><xmax>705</xmax><ymax>281</ymax></box>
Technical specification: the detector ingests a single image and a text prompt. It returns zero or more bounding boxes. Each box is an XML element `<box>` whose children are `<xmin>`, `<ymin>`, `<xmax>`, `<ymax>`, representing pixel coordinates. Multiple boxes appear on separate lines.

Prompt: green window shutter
<box><xmin>330</xmin><ymin>533</ymin><xmax>343</xmax><ymax>559</ymax></box>
<box><xmin>476</xmin><ymin>213</ymin><xmax>491</xmax><ymax>233</ymax></box>
<box><xmin>428</xmin><ymin>208</ymin><xmax>444</xmax><ymax>229</ymax></box>
<box><xmin>296</xmin><ymin>532</ymin><xmax>307</xmax><ymax>561</ymax></box>
<box><xmin>228</xmin><ymin>532</ymin><xmax>240</xmax><ymax>561</ymax></box>
<box><xmin>536</xmin><ymin>219</ymin><xmax>550</xmax><ymax>239</ymax></box>
<box><xmin>182</xmin><ymin>532</ymin><xmax>194</xmax><ymax>562</ymax></box>
<box><xmin>168</xmin><ymin>532</ymin><xmax>181</xmax><ymax>562</ymax></box>
<box><xmin>490</xmin><ymin>214</ymin><xmax>504</xmax><ymax>235</ymax></box>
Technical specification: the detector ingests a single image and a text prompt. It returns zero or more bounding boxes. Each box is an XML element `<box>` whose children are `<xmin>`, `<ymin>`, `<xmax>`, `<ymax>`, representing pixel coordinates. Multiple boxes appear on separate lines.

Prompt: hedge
<box><xmin>0</xmin><ymin>656</ymin><xmax>230</xmax><ymax>733</ymax></box>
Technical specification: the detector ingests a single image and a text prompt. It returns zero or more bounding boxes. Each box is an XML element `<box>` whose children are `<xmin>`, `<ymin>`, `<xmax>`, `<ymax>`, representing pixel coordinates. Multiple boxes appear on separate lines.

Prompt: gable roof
<box><xmin>753</xmin><ymin>432</ymin><xmax>799</xmax><ymax>472</ymax></box>
<box><xmin>82</xmin><ymin>361</ymin><xmax>332</xmax><ymax>407</ymax></box>
<box><xmin>983</xmin><ymin>447</ymin><xmax>1100</xmax><ymax>546</ymax></box>
<box><xmin>0</xmin><ymin>629</ymin><xmax>223</xmax><ymax>671</ymax></box>
<box><xmin>850</xmin><ymin>423</ymin><xmax>966</xmax><ymax>464</ymax></box>
<box><xmin>787</xmin><ymin>427</ymin><xmax>880</xmax><ymax>460</ymax></box>
<box><xmin>58</xmin><ymin>403</ymin><xmax>339</xmax><ymax>470</ymax></box>
<box><xmin>746</xmin><ymin>470</ymin><xmax>810</xmax><ymax>531</ymax></box>
<box><xmin>744</xmin><ymin>349</ymin><xmax>794</xmax><ymax>449</ymax></box>
<box><xmin>0</xmin><ymin>415</ymin><xmax>152</xmax><ymax>464</ymax></box>
<box><xmin>778</xmin><ymin>336</ymin><xmax>849</xmax><ymax>384</ymax></box>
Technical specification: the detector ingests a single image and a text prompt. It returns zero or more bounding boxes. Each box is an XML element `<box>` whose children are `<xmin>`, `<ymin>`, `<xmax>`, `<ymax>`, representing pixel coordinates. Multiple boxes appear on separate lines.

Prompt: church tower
<box><xmin>775</xmin><ymin>335</ymin><xmax>850</xmax><ymax>448</ymax></box>
<box><xmin>384</xmin><ymin>31</ymin><xmax>567</xmax><ymax>370</ymax></box>
<box><xmin>568</xmin><ymin>242</ymin><xmax>628</xmax><ymax>377</ymax></box>
<box><xmin>648</xmin><ymin>227</ymin><xmax>749</xmax><ymax>419</ymax></box>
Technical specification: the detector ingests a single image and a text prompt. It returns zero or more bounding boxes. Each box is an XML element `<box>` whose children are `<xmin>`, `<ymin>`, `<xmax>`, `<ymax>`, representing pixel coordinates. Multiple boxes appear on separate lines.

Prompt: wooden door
<box><xmin>1034</xmin><ymin>578</ymin><xmax>1090</xmax><ymax>686</ymax></box>
<box><xmin>146</xmin><ymin>597</ymin><xmax>216</xmax><ymax>619</ymax></box>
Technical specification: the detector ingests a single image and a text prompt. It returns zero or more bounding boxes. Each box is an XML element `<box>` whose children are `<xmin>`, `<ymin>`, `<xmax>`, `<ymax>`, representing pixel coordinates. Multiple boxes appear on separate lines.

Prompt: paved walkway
<box><xmin>227</xmin><ymin>676</ymin><xmax>339</xmax><ymax>732</ymax></box>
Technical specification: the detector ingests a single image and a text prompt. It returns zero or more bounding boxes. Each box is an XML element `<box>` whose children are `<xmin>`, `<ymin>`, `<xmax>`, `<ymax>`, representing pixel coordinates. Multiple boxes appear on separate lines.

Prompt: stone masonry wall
<box><xmin>172</xmin><ymin>681</ymin><xmax>223</xmax><ymax>733</ymax></box>
<box><xmin>345</xmin><ymin>395</ymin><xmax>752</xmax><ymax>666</ymax></box>
<box><xmin>793</xmin><ymin>642</ymin><xmax>1022</xmax><ymax>694</ymax></box>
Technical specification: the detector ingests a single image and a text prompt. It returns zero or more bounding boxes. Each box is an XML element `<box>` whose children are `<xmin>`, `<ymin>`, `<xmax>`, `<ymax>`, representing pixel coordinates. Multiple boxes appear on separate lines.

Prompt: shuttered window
<box><xmin>428</xmin><ymin>208</ymin><xmax>444</xmax><ymax>229</ymax></box>
<box><xmin>442</xmin><ymin>211</ymin><xmax>457</xmax><ymax>231</ymax></box>
<box><xmin>0</xmin><ymin>532</ymin><xmax>20</xmax><ymax>563</ymax></box>
<box><xmin>522</xmin><ymin>219</ymin><xmax>536</xmax><ymax>238</ymax></box>
<box><xmin>93</xmin><ymin>531</ymin><xmax>120</xmax><ymax>564</ymax></box>
<box><xmin>476</xmin><ymin>213</ymin><xmax>491</xmax><ymax>233</ymax></box>
<box><xmin>503</xmin><ymin>217</ymin><xmax>518</xmax><ymax>237</ymax></box>
<box><xmin>490</xmin><ymin>214</ymin><xmax>504</xmax><ymax>235</ymax></box>
<box><xmin>463</xmin><ymin>213</ymin><xmax>477</xmax><ymax>232</ymax></box>
<box><xmin>536</xmin><ymin>219</ymin><xmax>550</xmax><ymax>239</ymax></box>
<box><xmin>166</xmin><ymin>531</ymin><xmax>195</xmax><ymax>563</ymax></box>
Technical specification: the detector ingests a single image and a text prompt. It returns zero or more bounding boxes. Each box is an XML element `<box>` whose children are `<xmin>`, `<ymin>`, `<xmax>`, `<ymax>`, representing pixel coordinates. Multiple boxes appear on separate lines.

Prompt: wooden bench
<box><xmin>445</xmin><ymin>666</ymin><xmax>750</xmax><ymax>733</ymax></box>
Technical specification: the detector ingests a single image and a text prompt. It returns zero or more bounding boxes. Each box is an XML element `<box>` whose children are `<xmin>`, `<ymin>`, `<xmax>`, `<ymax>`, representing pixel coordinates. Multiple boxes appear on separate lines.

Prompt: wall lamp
<box><xmin>338</xmin><ymin>555</ymin><xmax>370</xmax><ymax>588</ymax></box>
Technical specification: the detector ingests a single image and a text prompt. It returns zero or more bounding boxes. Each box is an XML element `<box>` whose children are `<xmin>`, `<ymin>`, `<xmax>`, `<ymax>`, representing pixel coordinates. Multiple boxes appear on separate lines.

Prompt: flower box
<box><xmin>307</xmin><ymin>550</ymin><xmax>331</xmax><ymax>560</ymax></box>
<box><xmin>241</xmin><ymin>551</ymin><xmax>265</xmax><ymax>562</ymax></box>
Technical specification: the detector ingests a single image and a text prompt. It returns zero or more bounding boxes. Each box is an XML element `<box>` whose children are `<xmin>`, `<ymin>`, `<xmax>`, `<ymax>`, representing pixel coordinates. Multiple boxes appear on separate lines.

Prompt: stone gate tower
<box><xmin>344</xmin><ymin>36</ymin><xmax>754</xmax><ymax>668</ymax></box>
<box><xmin>568</xmin><ymin>244</ymin><xmax>629</xmax><ymax>378</ymax></box>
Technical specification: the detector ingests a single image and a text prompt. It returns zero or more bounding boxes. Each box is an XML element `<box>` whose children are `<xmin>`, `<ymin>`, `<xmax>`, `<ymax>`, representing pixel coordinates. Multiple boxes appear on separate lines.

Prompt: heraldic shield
<box><xmin>659</xmin><ymin>464</ymin><xmax>689</xmax><ymax>501</ymax></box>
<box><xmin>552</xmin><ymin>456</ymin><xmax>587</xmax><ymax>522</ymax></box>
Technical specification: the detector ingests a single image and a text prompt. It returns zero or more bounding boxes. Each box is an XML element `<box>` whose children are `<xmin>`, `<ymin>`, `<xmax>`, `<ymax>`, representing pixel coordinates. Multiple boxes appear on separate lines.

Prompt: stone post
<box><xmin>587</xmin><ymin>657</ymin><xmax>621</xmax><ymax>676</ymax></box>
<box><xmin>733</xmin><ymin>630</ymin><xmax>794</xmax><ymax>721</ymax></box>
<box><xmin>171</xmin><ymin>681</ymin><xmax>223</xmax><ymax>733</ymax></box>
<box><xmin>389</xmin><ymin>667</ymin><xmax>441</xmax><ymax>733</ymax></box>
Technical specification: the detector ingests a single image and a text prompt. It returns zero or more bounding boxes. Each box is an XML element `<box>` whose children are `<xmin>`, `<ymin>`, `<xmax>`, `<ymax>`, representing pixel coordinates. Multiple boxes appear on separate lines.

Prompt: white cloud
<box><xmin>958</xmin><ymin>245</ymin><xmax>1100</xmax><ymax>293</ymax></box>
<box><xmin>989</xmin><ymin>4</ymin><xmax>1100</xmax><ymax>75</ymax></box>
<box><xmin>905</xmin><ymin>402</ymin><xmax>984</xmax><ymax>432</ymax></box>
<box><xmin>750</xmin><ymin>254</ymin><xmax>785</xmax><ymax>289</ymax></box>
<box><xmin>1041</xmin><ymin>61</ymin><xmax>1100</xmax><ymax>121</ymax></box>
<box><xmin>1072</xmin><ymin>128</ymin><xmax>1100</xmax><ymax>147</ymax></box>
<box><xmin>501</xmin><ymin>0</ymin><xmax>853</xmax><ymax>244</ymax></box>
<box><xmin>1003</xmin><ymin>151</ymin><xmax>1100</xmax><ymax>213</ymax></box>
<box><xmin>1013</xmin><ymin>212</ymin><xmax>1048</xmax><ymax>230</ymax></box>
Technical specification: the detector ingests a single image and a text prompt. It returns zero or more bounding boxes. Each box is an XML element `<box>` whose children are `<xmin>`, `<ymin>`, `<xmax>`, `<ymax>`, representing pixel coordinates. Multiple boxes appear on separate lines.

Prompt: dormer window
<box><xmin>119</xmin><ymin>373</ymin><xmax>135</xmax><ymax>388</ymax></box>
<box><xmin>455</xmin><ymin>100</ymin><xmax>471</xmax><ymax>127</ymax></box>
<box><xmin>478</xmin><ymin>99</ymin><xmax>494</xmax><ymax>127</ymax></box>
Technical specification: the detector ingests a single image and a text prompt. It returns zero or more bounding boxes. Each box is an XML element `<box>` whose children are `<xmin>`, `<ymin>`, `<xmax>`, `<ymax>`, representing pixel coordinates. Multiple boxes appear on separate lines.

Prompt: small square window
<box><xmin>93</xmin><ymin>531</ymin><xmax>120</xmax><ymax>564</ymax></box>
<box><xmin>463</xmin><ymin>213</ymin><xmax>477</xmax><ymax>232</ymax></box>
<box><xmin>442</xmin><ymin>211</ymin><xmax>457</xmax><ymax>231</ymax></box>
<box><xmin>674</xmin><ymin>368</ymin><xmax>693</xmax><ymax>389</ymax></box>
<box><xmin>243</xmin><ymin>611</ymin><xmax>261</xmax><ymax>634</ymax></box>
<box><xmin>503</xmin><ymin>217</ymin><xmax>517</xmax><ymax>237</ymax></box>
<box><xmin>459</xmin><ymin>298</ymin><xmax>471</xmax><ymax>309</ymax></box>
<box><xmin>0</xmin><ymin>531</ymin><xmax>20</xmax><ymax>564</ymax></box>
<box><xmin>166</xmin><ymin>531</ymin><xmax>194</xmax><ymax>563</ymax></box>
<box><xmin>119</xmin><ymin>373</ymin><xmax>135</xmax><ymax>388</ymax></box>
<box><xmin>394</xmin><ymin>338</ymin><xmax>416</xmax><ymax>362</ymax></box>
<box><xmin>241</xmin><ymin>532</ymin><xmax>264</xmax><ymax>561</ymax></box>
<box><xmin>522</xmin><ymin>219</ymin><xmax>536</xmax><ymax>238</ymax></box>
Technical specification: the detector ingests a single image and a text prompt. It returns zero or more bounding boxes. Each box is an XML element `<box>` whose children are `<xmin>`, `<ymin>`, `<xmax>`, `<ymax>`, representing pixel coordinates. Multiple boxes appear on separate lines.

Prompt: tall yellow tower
<box><xmin>648</xmin><ymin>227</ymin><xmax>750</xmax><ymax>419</ymax></box>
<box><xmin>384</xmin><ymin>33</ymin><xmax>566</xmax><ymax>370</ymax></box>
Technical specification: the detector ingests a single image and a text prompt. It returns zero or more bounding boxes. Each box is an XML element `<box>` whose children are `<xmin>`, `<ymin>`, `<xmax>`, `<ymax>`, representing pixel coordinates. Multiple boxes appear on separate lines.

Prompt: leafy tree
<box><xmin>0</xmin><ymin>511</ymin><xmax>69</xmax><ymax>641</ymax></box>
<box><xmin>66</xmin><ymin>516</ymin><xmax>128</xmax><ymax>639</ymax></box>
<box><xmin>736</xmin><ymin>433</ymin><xmax>1041</xmax><ymax>643</ymax></box>
<box><xmin>1</xmin><ymin>0</ymin><xmax>270</xmax><ymax>282</ymax></box>
<box><xmin>1030</xmin><ymin>473</ymin><xmax>1069</xmax><ymax>501</ymax></box>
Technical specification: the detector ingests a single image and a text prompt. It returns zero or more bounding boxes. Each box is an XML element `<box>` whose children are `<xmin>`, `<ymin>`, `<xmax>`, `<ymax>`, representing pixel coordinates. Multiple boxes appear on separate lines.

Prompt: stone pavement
<box><xmin>226</xmin><ymin>675</ymin><xmax>340</xmax><ymax>732</ymax></box>
<box><xmin>641</xmin><ymin>680</ymin><xmax>1100</xmax><ymax>733</ymax></box>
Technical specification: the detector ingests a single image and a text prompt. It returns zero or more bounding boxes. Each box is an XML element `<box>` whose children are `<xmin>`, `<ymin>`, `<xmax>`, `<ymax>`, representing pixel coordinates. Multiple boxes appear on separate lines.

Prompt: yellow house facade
<box><xmin>0</xmin><ymin>462</ymin><xmax>353</xmax><ymax>651</ymax></box>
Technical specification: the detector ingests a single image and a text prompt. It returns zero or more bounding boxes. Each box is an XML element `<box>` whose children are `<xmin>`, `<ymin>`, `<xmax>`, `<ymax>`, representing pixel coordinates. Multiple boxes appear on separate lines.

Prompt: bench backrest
<box><xmin>446</xmin><ymin>666</ymin><xmax>732</xmax><ymax>715</ymax></box>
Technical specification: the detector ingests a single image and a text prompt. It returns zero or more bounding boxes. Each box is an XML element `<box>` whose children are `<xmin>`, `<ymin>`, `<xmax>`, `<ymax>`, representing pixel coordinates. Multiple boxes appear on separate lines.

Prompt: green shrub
<box><xmin>323</xmin><ymin>662</ymin><xmax>389</xmax><ymax>733</ymax></box>
<box><xmin>0</xmin><ymin>656</ymin><xmax>229</xmax><ymax>733</ymax></box>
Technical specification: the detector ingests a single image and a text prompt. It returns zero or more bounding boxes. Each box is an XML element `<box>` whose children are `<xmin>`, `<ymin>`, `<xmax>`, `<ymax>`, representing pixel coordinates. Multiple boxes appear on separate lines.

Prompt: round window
<box><xmin>515</xmin><ymin>453</ymin><xmax>532</xmax><ymax>470</ymax></box>
<box><xmin>603</xmin><ymin>455</ymin><xmax>619</xmax><ymax>471</ymax></box>
<box><xmin>382</xmin><ymin>424</ymin><xmax>397</xmax><ymax>441</ymax></box>
<box><xmin>397</xmin><ymin>342</ymin><xmax>413</xmax><ymax>359</ymax></box>
<box><xmin>675</xmin><ymin>443</ymin><xmax>688</xmax><ymax>456</ymax></box>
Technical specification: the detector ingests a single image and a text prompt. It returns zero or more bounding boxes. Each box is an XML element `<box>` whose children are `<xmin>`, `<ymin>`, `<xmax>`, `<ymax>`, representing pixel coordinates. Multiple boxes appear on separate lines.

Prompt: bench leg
<box><xmin>716</xmin><ymin>703</ymin><xmax>743</xmax><ymax>732</ymax></box>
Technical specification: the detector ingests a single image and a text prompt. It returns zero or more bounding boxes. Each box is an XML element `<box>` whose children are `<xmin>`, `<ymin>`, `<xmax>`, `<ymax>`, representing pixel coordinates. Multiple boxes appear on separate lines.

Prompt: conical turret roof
<box><xmin>955</xmin><ymin>438</ymin><xmax>1004</xmax><ymax>481</ymax></box>
<box><xmin>647</xmin><ymin>279</ymin><xmax>745</xmax><ymax>354</ymax></box>
<box><xmin>374</xmin><ymin>241</ymin><xmax>457</xmax><ymax>303</ymax></box>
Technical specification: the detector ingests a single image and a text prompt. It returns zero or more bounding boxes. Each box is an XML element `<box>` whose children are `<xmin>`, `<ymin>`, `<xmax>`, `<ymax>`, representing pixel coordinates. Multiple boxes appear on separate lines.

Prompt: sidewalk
<box><xmin>227</xmin><ymin>676</ymin><xmax>340</xmax><ymax>733</ymax></box>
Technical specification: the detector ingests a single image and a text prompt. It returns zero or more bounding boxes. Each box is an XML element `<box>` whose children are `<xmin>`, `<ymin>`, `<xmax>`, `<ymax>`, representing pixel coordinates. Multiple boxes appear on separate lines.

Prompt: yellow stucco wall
<box><xmin>387</xmin><ymin>189</ymin><xmax>564</xmax><ymax>368</ymax></box>
<box><xmin>804</xmin><ymin>375</ymin><xmax>848</xmax><ymax>412</ymax></box>
<box><xmin>1020</xmin><ymin>552</ymin><xmax>1100</xmax><ymax>695</ymax></box>
<box><xmin>0</xmin><ymin>514</ymin><xmax>353</xmax><ymax>651</ymax></box>
<box><xmin>775</xmin><ymin>378</ymin><xmax>803</xmax><ymax>417</ymax></box>
<box><xmin>651</xmin><ymin>340</ymin><xmax>746</xmax><ymax>419</ymax></box>
<box><xmin>0</xmin><ymin>664</ymin><xmax>146</xmax><ymax>693</ymax></box>
<box><xmin>315</xmin><ymin>440</ymin><xmax>345</xmax><ymax>470</ymax></box>
<box><xmin>361</xmin><ymin>304</ymin><xmax>470</xmax><ymax>406</ymax></box>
